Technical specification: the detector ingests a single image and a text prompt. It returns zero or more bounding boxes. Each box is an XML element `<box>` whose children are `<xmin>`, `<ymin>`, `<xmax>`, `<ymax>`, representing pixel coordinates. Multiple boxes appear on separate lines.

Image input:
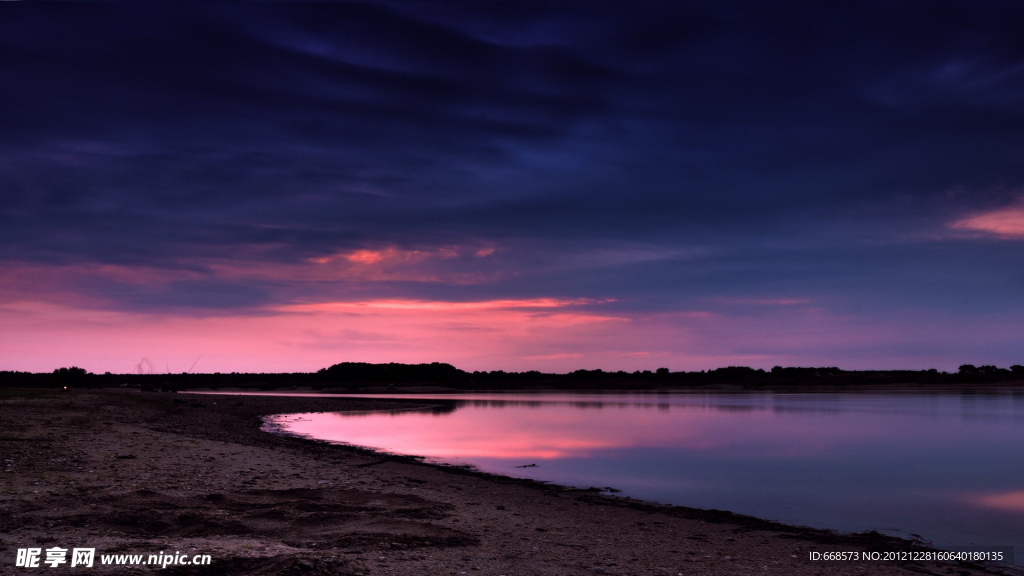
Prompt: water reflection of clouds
<box><xmin>224</xmin><ymin>390</ymin><xmax>1024</xmax><ymax>421</ymax></box>
<box><xmin>271</xmin><ymin>410</ymin><xmax>624</xmax><ymax>460</ymax></box>
<box><xmin>270</xmin><ymin>399</ymin><xmax>903</xmax><ymax>463</ymax></box>
<box><xmin>462</xmin><ymin>398</ymin><xmax>673</xmax><ymax>411</ymax></box>
<box><xmin>966</xmin><ymin>490</ymin><xmax>1024</xmax><ymax>513</ymax></box>
<box><xmin>266</xmin><ymin>392</ymin><xmax>1024</xmax><ymax>465</ymax></box>
<box><xmin>260</xmin><ymin>391</ymin><xmax>1024</xmax><ymax>563</ymax></box>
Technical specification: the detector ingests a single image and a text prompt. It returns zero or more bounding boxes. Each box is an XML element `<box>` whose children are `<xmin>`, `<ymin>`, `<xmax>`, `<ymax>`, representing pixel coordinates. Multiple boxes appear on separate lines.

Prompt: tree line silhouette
<box><xmin>2</xmin><ymin>362</ymin><xmax>1023</xmax><ymax>391</ymax></box>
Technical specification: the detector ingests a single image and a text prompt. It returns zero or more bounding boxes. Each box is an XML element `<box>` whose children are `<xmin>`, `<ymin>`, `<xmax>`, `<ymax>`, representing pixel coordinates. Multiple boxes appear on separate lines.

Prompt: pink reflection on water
<box><xmin>275</xmin><ymin>409</ymin><xmax>621</xmax><ymax>459</ymax></box>
<box><xmin>270</xmin><ymin>397</ymin><xmax>909</xmax><ymax>462</ymax></box>
<box><xmin>968</xmin><ymin>490</ymin><xmax>1024</xmax><ymax>513</ymax></box>
<box><xmin>261</xmin><ymin>392</ymin><xmax>1024</xmax><ymax>562</ymax></box>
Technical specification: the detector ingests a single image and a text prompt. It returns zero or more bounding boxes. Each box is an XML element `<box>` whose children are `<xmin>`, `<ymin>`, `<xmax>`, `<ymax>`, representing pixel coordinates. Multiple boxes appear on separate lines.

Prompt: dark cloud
<box><xmin>2</xmin><ymin>1</ymin><xmax>1024</xmax><ymax>328</ymax></box>
<box><xmin>82</xmin><ymin>277</ymin><xmax>275</xmax><ymax>315</ymax></box>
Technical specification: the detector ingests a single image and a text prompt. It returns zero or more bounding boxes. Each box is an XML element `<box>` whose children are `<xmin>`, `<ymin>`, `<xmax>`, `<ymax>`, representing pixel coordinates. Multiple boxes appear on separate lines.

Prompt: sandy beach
<box><xmin>1</xmin><ymin>388</ymin><xmax>1019</xmax><ymax>576</ymax></box>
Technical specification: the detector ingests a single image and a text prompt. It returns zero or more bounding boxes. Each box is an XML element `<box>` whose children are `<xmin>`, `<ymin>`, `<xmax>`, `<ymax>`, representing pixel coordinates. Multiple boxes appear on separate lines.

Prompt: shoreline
<box><xmin>2</xmin><ymin>388</ymin><xmax>1020</xmax><ymax>575</ymax></box>
<box><xmin>186</xmin><ymin>381</ymin><xmax>1024</xmax><ymax>394</ymax></box>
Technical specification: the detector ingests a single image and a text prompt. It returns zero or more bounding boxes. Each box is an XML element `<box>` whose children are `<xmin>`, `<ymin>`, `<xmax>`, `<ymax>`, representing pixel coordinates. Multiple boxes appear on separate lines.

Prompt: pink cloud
<box><xmin>296</xmin><ymin>244</ymin><xmax>501</xmax><ymax>283</ymax></box>
<box><xmin>951</xmin><ymin>205</ymin><xmax>1024</xmax><ymax>238</ymax></box>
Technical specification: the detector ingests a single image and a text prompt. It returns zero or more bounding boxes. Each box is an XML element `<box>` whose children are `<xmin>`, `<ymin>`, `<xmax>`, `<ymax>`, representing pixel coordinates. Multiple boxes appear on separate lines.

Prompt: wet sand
<box><xmin>1</xmin><ymin>388</ymin><xmax>1019</xmax><ymax>575</ymax></box>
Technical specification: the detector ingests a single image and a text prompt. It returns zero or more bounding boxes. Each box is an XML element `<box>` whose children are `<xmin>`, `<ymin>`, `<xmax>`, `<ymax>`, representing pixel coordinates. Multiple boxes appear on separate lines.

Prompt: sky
<box><xmin>2</xmin><ymin>2</ymin><xmax>1023</xmax><ymax>375</ymax></box>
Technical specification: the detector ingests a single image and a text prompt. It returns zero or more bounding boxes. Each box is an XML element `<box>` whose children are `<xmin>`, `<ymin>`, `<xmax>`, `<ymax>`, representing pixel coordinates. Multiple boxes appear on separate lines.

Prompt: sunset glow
<box><xmin>277</xmin><ymin>298</ymin><xmax>606</xmax><ymax>313</ymax></box>
<box><xmin>3</xmin><ymin>3</ymin><xmax>1024</xmax><ymax>374</ymax></box>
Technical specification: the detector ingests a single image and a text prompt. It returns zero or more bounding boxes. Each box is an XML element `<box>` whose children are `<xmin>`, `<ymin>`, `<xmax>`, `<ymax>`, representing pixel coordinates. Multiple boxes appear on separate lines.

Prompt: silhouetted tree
<box><xmin>317</xmin><ymin>362</ymin><xmax>466</xmax><ymax>384</ymax></box>
<box><xmin>53</xmin><ymin>366</ymin><xmax>92</xmax><ymax>387</ymax></box>
<box><xmin>958</xmin><ymin>364</ymin><xmax>979</xmax><ymax>376</ymax></box>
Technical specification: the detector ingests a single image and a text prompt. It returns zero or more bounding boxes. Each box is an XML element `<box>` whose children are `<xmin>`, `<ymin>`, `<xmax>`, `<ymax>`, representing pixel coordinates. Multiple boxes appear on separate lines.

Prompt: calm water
<box><xmin>258</xmin><ymin>391</ymin><xmax>1024</xmax><ymax>560</ymax></box>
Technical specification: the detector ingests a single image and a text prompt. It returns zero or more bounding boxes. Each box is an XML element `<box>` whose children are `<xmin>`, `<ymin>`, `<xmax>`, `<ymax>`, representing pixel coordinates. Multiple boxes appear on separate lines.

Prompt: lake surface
<box><xmin>257</xmin><ymin>390</ymin><xmax>1024</xmax><ymax>561</ymax></box>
